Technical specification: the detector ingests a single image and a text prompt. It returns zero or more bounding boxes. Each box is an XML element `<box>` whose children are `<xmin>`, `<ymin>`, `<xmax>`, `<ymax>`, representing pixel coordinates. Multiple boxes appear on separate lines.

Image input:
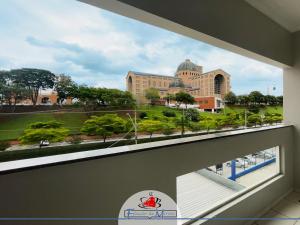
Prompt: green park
<box><xmin>0</xmin><ymin>68</ymin><xmax>283</xmax><ymax>161</ymax></box>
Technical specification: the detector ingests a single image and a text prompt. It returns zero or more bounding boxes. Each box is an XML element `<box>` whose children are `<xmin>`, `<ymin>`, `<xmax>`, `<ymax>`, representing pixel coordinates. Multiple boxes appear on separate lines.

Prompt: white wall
<box><xmin>284</xmin><ymin>31</ymin><xmax>300</xmax><ymax>189</ymax></box>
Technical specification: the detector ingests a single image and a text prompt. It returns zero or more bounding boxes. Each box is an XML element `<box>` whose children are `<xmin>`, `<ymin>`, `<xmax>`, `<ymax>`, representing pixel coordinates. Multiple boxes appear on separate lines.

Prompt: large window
<box><xmin>0</xmin><ymin>0</ymin><xmax>283</xmax><ymax>162</ymax></box>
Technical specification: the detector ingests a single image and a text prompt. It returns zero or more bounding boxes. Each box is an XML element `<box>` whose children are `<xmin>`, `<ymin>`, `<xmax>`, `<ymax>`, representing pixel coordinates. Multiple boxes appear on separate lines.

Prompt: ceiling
<box><xmin>246</xmin><ymin>0</ymin><xmax>300</xmax><ymax>32</ymax></box>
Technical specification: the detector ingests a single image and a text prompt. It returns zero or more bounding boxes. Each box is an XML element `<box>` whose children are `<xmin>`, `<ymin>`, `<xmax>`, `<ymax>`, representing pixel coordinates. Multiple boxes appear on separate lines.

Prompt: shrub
<box><xmin>139</xmin><ymin>111</ymin><xmax>147</xmax><ymax>119</ymax></box>
<box><xmin>152</xmin><ymin>115</ymin><xmax>164</xmax><ymax>121</ymax></box>
<box><xmin>81</xmin><ymin>114</ymin><xmax>126</xmax><ymax>142</ymax></box>
<box><xmin>247</xmin><ymin>114</ymin><xmax>262</xmax><ymax>127</ymax></box>
<box><xmin>247</xmin><ymin>105</ymin><xmax>260</xmax><ymax>114</ymax></box>
<box><xmin>162</xmin><ymin>110</ymin><xmax>176</xmax><ymax>117</ymax></box>
<box><xmin>189</xmin><ymin>122</ymin><xmax>201</xmax><ymax>132</ymax></box>
<box><xmin>0</xmin><ymin>141</ymin><xmax>10</xmax><ymax>151</ymax></box>
<box><xmin>19</xmin><ymin>128</ymin><xmax>70</xmax><ymax>144</ymax></box>
<box><xmin>185</xmin><ymin>108</ymin><xmax>200</xmax><ymax>122</ymax></box>
<box><xmin>138</xmin><ymin>120</ymin><xmax>164</xmax><ymax>139</ymax></box>
<box><xmin>162</xmin><ymin>124</ymin><xmax>175</xmax><ymax>136</ymax></box>
<box><xmin>29</xmin><ymin>120</ymin><xmax>64</xmax><ymax>129</ymax></box>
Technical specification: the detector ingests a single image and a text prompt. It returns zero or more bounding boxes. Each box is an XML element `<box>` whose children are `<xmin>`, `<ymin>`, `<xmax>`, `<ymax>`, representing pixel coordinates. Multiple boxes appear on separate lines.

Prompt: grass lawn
<box><xmin>225</xmin><ymin>105</ymin><xmax>283</xmax><ymax>115</ymax></box>
<box><xmin>0</xmin><ymin>105</ymin><xmax>283</xmax><ymax>141</ymax></box>
<box><xmin>0</xmin><ymin>113</ymin><xmax>88</xmax><ymax>141</ymax></box>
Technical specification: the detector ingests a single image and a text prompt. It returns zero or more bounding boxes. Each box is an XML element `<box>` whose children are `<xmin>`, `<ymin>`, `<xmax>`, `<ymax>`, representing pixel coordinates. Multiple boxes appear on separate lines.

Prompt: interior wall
<box><xmin>284</xmin><ymin>31</ymin><xmax>300</xmax><ymax>189</ymax></box>
<box><xmin>80</xmin><ymin>0</ymin><xmax>292</xmax><ymax>67</ymax></box>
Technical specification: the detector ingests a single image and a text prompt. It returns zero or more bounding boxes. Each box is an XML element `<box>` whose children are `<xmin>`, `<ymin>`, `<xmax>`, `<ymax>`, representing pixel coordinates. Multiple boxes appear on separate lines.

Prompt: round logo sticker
<box><xmin>119</xmin><ymin>190</ymin><xmax>178</xmax><ymax>225</ymax></box>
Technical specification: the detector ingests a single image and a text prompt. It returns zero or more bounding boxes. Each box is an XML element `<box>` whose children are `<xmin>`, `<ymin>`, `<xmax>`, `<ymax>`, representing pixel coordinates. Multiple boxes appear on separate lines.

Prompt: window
<box><xmin>177</xmin><ymin>146</ymin><xmax>280</xmax><ymax>221</ymax></box>
<box><xmin>0</xmin><ymin>0</ymin><xmax>283</xmax><ymax>162</ymax></box>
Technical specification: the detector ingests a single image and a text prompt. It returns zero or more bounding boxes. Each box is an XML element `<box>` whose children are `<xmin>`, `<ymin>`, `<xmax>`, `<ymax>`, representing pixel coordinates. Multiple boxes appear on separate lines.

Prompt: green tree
<box><xmin>145</xmin><ymin>88</ymin><xmax>160</xmax><ymax>105</ymax></box>
<box><xmin>199</xmin><ymin>115</ymin><xmax>214</xmax><ymax>133</ymax></box>
<box><xmin>81</xmin><ymin>114</ymin><xmax>126</xmax><ymax>142</ymax></box>
<box><xmin>162</xmin><ymin>109</ymin><xmax>176</xmax><ymax>117</ymax></box>
<box><xmin>11</xmin><ymin>68</ymin><xmax>56</xmax><ymax>106</ymax></box>
<box><xmin>249</xmin><ymin>91</ymin><xmax>264</xmax><ymax>105</ymax></box>
<box><xmin>138</xmin><ymin>120</ymin><xmax>164</xmax><ymax>139</ymax></box>
<box><xmin>237</xmin><ymin>95</ymin><xmax>250</xmax><ymax>106</ymax></box>
<box><xmin>29</xmin><ymin>121</ymin><xmax>64</xmax><ymax>129</ymax></box>
<box><xmin>185</xmin><ymin>108</ymin><xmax>200</xmax><ymax>122</ymax></box>
<box><xmin>75</xmin><ymin>85</ymin><xmax>98</xmax><ymax>109</ymax></box>
<box><xmin>19</xmin><ymin>128</ymin><xmax>69</xmax><ymax>144</ymax></box>
<box><xmin>222</xmin><ymin>113</ymin><xmax>240</xmax><ymax>128</ymax></box>
<box><xmin>264</xmin><ymin>95</ymin><xmax>277</xmax><ymax>106</ymax></box>
<box><xmin>175</xmin><ymin>91</ymin><xmax>195</xmax><ymax>108</ymax></box>
<box><xmin>162</xmin><ymin>123</ymin><xmax>175</xmax><ymax>135</ymax></box>
<box><xmin>1</xmin><ymin>84</ymin><xmax>31</xmax><ymax>108</ymax></box>
<box><xmin>19</xmin><ymin>120</ymin><xmax>69</xmax><ymax>144</ymax></box>
<box><xmin>54</xmin><ymin>74</ymin><xmax>77</xmax><ymax>105</ymax></box>
<box><xmin>103</xmin><ymin>89</ymin><xmax>135</xmax><ymax>107</ymax></box>
<box><xmin>224</xmin><ymin>91</ymin><xmax>237</xmax><ymax>105</ymax></box>
<box><xmin>276</xmin><ymin>96</ymin><xmax>283</xmax><ymax>105</ymax></box>
<box><xmin>0</xmin><ymin>71</ymin><xmax>31</xmax><ymax>109</ymax></box>
<box><xmin>247</xmin><ymin>114</ymin><xmax>262</xmax><ymax>127</ymax></box>
<box><xmin>163</xmin><ymin>93</ymin><xmax>175</xmax><ymax>105</ymax></box>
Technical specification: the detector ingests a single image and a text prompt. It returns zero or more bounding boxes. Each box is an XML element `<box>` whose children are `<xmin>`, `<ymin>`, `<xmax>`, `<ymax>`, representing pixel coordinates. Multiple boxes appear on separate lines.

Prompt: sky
<box><xmin>0</xmin><ymin>0</ymin><xmax>283</xmax><ymax>96</ymax></box>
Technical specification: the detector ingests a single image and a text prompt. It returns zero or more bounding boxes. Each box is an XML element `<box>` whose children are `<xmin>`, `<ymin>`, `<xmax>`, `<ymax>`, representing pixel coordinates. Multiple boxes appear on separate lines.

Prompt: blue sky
<box><xmin>0</xmin><ymin>0</ymin><xmax>283</xmax><ymax>95</ymax></box>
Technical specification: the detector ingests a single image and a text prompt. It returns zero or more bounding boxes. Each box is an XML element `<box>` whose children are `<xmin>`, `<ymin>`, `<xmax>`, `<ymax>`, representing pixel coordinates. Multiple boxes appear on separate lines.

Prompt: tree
<box><xmin>1</xmin><ymin>83</ymin><xmax>30</xmax><ymax>107</ymax></box>
<box><xmin>11</xmin><ymin>68</ymin><xmax>56</xmax><ymax>106</ymax></box>
<box><xmin>75</xmin><ymin>85</ymin><xmax>98</xmax><ymax>110</ymax></box>
<box><xmin>138</xmin><ymin>120</ymin><xmax>164</xmax><ymax>139</ymax></box>
<box><xmin>221</xmin><ymin>113</ymin><xmax>240</xmax><ymax>128</ymax></box>
<box><xmin>29</xmin><ymin>121</ymin><xmax>64</xmax><ymax>129</ymax></box>
<box><xmin>103</xmin><ymin>89</ymin><xmax>135</xmax><ymax>107</ymax></box>
<box><xmin>175</xmin><ymin>91</ymin><xmax>195</xmax><ymax>108</ymax></box>
<box><xmin>0</xmin><ymin>71</ymin><xmax>31</xmax><ymax>110</ymax></box>
<box><xmin>81</xmin><ymin>114</ymin><xmax>126</xmax><ymax>142</ymax></box>
<box><xmin>264</xmin><ymin>95</ymin><xmax>277</xmax><ymax>106</ymax></box>
<box><xmin>185</xmin><ymin>108</ymin><xmax>200</xmax><ymax>122</ymax></box>
<box><xmin>19</xmin><ymin>120</ymin><xmax>69</xmax><ymax>144</ymax></box>
<box><xmin>237</xmin><ymin>95</ymin><xmax>250</xmax><ymax>106</ymax></box>
<box><xmin>247</xmin><ymin>114</ymin><xmax>262</xmax><ymax>127</ymax></box>
<box><xmin>163</xmin><ymin>93</ymin><xmax>175</xmax><ymax>105</ymax></box>
<box><xmin>224</xmin><ymin>91</ymin><xmax>237</xmax><ymax>105</ymax></box>
<box><xmin>54</xmin><ymin>74</ymin><xmax>77</xmax><ymax>105</ymax></box>
<box><xmin>276</xmin><ymin>96</ymin><xmax>283</xmax><ymax>105</ymax></box>
<box><xmin>162</xmin><ymin>109</ymin><xmax>176</xmax><ymax>117</ymax></box>
<box><xmin>162</xmin><ymin>123</ymin><xmax>175</xmax><ymax>135</ymax></box>
<box><xmin>249</xmin><ymin>91</ymin><xmax>264</xmax><ymax>105</ymax></box>
<box><xmin>145</xmin><ymin>88</ymin><xmax>160</xmax><ymax>105</ymax></box>
<box><xmin>199</xmin><ymin>115</ymin><xmax>214</xmax><ymax>133</ymax></box>
<box><xmin>19</xmin><ymin>128</ymin><xmax>69</xmax><ymax>144</ymax></box>
<box><xmin>75</xmin><ymin>86</ymin><xmax>136</xmax><ymax>110</ymax></box>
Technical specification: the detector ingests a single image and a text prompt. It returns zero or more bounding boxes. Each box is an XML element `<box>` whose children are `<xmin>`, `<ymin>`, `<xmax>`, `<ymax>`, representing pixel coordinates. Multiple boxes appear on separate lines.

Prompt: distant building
<box><xmin>17</xmin><ymin>90</ymin><xmax>72</xmax><ymax>106</ymax></box>
<box><xmin>126</xmin><ymin>59</ymin><xmax>231</xmax><ymax>111</ymax></box>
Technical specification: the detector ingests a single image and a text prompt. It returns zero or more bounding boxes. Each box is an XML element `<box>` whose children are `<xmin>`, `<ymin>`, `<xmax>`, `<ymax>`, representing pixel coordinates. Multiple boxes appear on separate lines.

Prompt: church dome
<box><xmin>176</xmin><ymin>59</ymin><xmax>198</xmax><ymax>72</ymax></box>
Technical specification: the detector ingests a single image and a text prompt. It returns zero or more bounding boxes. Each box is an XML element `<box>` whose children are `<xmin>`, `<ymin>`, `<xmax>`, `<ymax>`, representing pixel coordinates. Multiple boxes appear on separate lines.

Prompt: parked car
<box><xmin>40</xmin><ymin>140</ymin><xmax>50</xmax><ymax>147</ymax></box>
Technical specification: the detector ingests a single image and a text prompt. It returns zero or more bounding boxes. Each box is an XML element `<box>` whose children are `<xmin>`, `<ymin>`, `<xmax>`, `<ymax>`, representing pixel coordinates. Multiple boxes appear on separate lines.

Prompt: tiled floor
<box><xmin>253</xmin><ymin>191</ymin><xmax>300</xmax><ymax>225</ymax></box>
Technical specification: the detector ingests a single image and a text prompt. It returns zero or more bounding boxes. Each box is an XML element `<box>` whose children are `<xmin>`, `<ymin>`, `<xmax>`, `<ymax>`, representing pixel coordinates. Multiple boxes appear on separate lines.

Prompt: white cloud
<box><xmin>0</xmin><ymin>0</ymin><xmax>283</xmax><ymax>95</ymax></box>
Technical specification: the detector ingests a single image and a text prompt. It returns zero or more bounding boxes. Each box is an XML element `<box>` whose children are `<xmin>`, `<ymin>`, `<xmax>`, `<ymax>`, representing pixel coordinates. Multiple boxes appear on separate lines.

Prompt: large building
<box><xmin>126</xmin><ymin>59</ymin><xmax>231</xmax><ymax>111</ymax></box>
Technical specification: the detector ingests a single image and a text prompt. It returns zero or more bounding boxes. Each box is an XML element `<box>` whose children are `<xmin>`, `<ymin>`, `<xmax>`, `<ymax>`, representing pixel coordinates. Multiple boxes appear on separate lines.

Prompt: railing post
<box><xmin>230</xmin><ymin>160</ymin><xmax>236</xmax><ymax>181</ymax></box>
